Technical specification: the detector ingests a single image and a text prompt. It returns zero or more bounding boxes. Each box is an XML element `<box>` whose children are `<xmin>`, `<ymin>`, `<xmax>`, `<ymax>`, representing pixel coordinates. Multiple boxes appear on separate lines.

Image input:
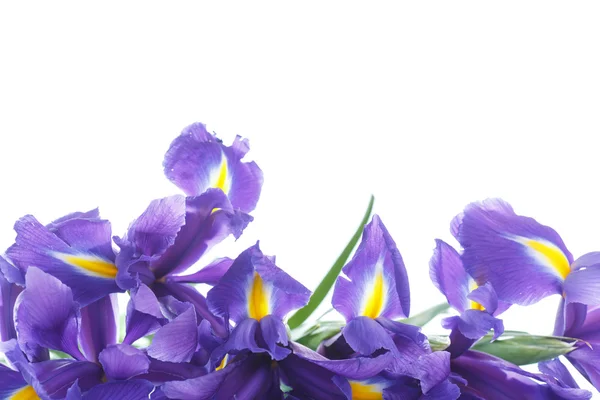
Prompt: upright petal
<box><xmin>207</xmin><ymin>243</ymin><xmax>310</xmax><ymax>323</ymax></box>
<box><xmin>79</xmin><ymin>294</ymin><xmax>118</xmax><ymax>362</ymax></box>
<box><xmin>163</xmin><ymin>122</ymin><xmax>264</xmax><ymax>213</ymax></box>
<box><xmin>98</xmin><ymin>344</ymin><xmax>150</xmax><ymax>381</ymax></box>
<box><xmin>457</xmin><ymin>198</ymin><xmax>573</xmax><ymax>305</ymax></box>
<box><xmin>123</xmin><ymin>284</ymin><xmax>167</xmax><ymax>345</ymax></box>
<box><xmin>332</xmin><ymin>215</ymin><xmax>410</xmax><ymax>322</ymax></box>
<box><xmin>7</xmin><ymin>215</ymin><xmax>120</xmax><ymax>306</ymax></box>
<box><xmin>429</xmin><ymin>240</ymin><xmax>470</xmax><ymax>313</ymax></box>
<box><xmin>150</xmin><ymin>190</ymin><xmax>251</xmax><ymax>279</ymax></box>
<box><xmin>147</xmin><ymin>305</ymin><xmax>198</xmax><ymax>363</ymax></box>
<box><xmin>15</xmin><ymin>268</ymin><xmax>84</xmax><ymax>360</ymax></box>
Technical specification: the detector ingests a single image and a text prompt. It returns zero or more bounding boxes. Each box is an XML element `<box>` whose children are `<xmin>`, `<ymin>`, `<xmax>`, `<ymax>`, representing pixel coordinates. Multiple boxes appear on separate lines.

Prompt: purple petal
<box><xmin>457</xmin><ymin>198</ymin><xmax>573</xmax><ymax>306</ymax></box>
<box><xmin>442</xmin><ymin>310</ymin><xmax>504</xmax><ymax>341</ymax></box>
<box><xmin>290</xmin><ymin>342</ymin><xmax>393</xmax><ymax>380</ymax></box>
<box><xmin>99</xmin><ymin>344</ymin><xmax>150</xmax><ymax>381</ymax></box>
<box><xmin>278</xmin><ymin>354</ymin><xmax>349</xmax><ymax>400</ymax></box>
<box><xmin>7</xmin><ymin>215</ymin><xmax>120</xmax><ymax>306</ymax></box>
<box><xmin>15</xmin><ymin>267</ymin><xmax>85</xmax><ymax>360</ymax></box>
<box><xmin>332</xmin><ymin>215</ymin><xmax>410</xmax><ymax>321</ymax></box>
<box><xmin>30</xmin><ymin>359</ymin><xmax>103</xmax><ymax>399</ymax></box>
<box><xmin>123</xmin><ymin>284</ymin><xmax>167</xmax><ymax>345</ymax></box>
<box><xmin>539</xmin><ymin>358</ymin><xmax>581</xmax><ymax>390</ymax></box>
<box><xmin>151</xmin><ymin>190</ymin><xmax>251</xmax><ymax>279</ymax></box>
<box><xmin>566</xmin><ymin>346</ymin><xmax>600</xmax><ymax>391</ymax></box>
<box><xmin>47</xmin><ymin>208</ymin><xmax>100</xmax><ymax>229</ymax></box>
<box><xmin>207</xmin><ymin>243</ymin><xmax>310</xmax><ymax>323</ymax></box>
<box><xmin>0</xmin><ymin>255</ymin><xmax>24</xmax><ymax>285</ymax></box>
<box><xmin>342</xmin><ymin>317</ymin><xmax>396</xmax><ymax>356</ymax></box>
<box><xmin>429</xmin><ymin>240</ymin><xmax>470</xmax><ymax>313</ymax></box>
<box><xmin>147</xmin><ymin>305</ymin><xmax>198</xmax><ymax>363</ymax></box>
<box><xmin>564</xmin><ymin>304</ymin><xmax>600</xmax><ymax>341</ymax></box>
<box><xmin>167</xmin><ymin>257</ymin><xmax>234</xmax><ymax>285</ymax></box>
<box><xmin>1</xmin><ymin>267</ymin><xmax>22</xmax><ymax>341</ymax></box>
<box><xmin>564</xmin><ymin>264</ymin><xmax>600</xmax><ymax>306</ymax></box>
<box><xmin>212</xmin><ymin>318</ymin><xmax>266</xmax><ymax>364</ymax></box>
<box><xmin>258</xmin><ymin>315</ymin><xmax>291</xmax><ymax>360</ymax></box>
<box><xmin>555</xmin><ymin>298</ymin><xmax>588</xmax><ymax>337</ymax></box>
<box><xmin>466</xmin><ymin>282</ymin><xmax>499</xmax><ymax>315</ymax></box>
<box><xmin>79</xmin><ymin>294</ymin><xmax>118</xmax><ymax>362</ymax></box>
<box><xmin>163</xmin><ymin>122</ymin><xmax>264</xmax><ymax>213</ymax></box>
<box><xmin>413</xmin><ymin>351</ymin><xmax>452</xmax><ymax>394</ymax></box>
<box><xmin>0</xmin><ymin>364</ymin><xmax>30</xmax><ymax>400</ymax></box>
<box><xmin>80</xmin><ymin>380</ymin><xmax>154</xmax><ymax>400</ymax></box>
<box><xmin>125</xmin><ymin>195</ymin><xmax>186</xmax><ymax>258</ymax></box>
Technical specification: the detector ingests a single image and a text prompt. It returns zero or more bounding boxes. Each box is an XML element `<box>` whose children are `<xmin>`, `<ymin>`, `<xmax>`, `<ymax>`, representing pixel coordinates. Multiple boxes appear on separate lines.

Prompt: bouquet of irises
<box><xmin>1</xmin><ymin>122</ymin><xmax>599</xmax><ymax>400</ymax></box>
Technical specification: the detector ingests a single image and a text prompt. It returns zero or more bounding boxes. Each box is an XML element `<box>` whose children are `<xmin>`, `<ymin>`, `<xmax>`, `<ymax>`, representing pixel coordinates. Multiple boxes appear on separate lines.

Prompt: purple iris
<box><xmin>429</xmin><ymin>239</ymin><xmax>505</xmax><ymax>357</ymax></box>
<box><xmin>161</xmin><ymin>243</ymin><xmax>392</xmax><ymax>399</ymax></box>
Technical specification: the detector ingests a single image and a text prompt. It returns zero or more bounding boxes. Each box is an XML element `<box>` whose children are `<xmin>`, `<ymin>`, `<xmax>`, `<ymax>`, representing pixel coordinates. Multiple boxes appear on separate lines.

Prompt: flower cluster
<box><xmin>0</xmin><ymin>122</ymin><xmax>599</xmax><ymax>399</ymax></box>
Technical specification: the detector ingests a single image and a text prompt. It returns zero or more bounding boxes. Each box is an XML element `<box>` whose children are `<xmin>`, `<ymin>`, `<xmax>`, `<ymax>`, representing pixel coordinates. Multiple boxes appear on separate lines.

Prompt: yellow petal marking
<box><xmin>248</xmin><ymin>272</ymin><xmax>270</xmax><ymax>321</ymax></box>
<box><xmin>57</xmin><ymin>253</ymin><xmax>118</xmax><ymax>279</ymax></box>
<box><xmin>216</xmin><ymin>354</ymin><xmax>229</xmax><ymax>371</ymax></box>
<box><xmin>361</xmin><ymin>270</ymin><xmax>385</xmax><ymax>319</ymax></box>
<box><xmin>214</xmin><ymin>156</ymin><xmax>229</xmax><ymax>193</ymax></box>
<box><xmin>349</xmin><ymin>382</ymin><xmax>383</xmax><ymax>400</ymax></box>
<box><xmin>10</xmin><ymin>385</ymin><xmax>40</xmax><ymax>400</ymax></box>
<box><xmin>469</xmin><ymin>280</ymin><xmax>485</xmax><ymax>311</ymax></box>
<box><xmin>524</xmin><ymin>239</ymin><xmax>571</xmax><ymax>279</ymax></box>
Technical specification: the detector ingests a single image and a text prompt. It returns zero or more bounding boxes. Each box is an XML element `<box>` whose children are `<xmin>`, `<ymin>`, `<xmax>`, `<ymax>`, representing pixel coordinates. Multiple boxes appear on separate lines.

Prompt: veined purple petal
<box><xmin>564</xmin><ymin>264</ymin><xmax>600</xmax><ymax>306</ymax></box>
<box><xmin>539</xmin><ymin>358</ymin><xmax>581</xmax><ymax>392</ymax></box>
<box><xmin>0</xmin><ymin>255</ymin><xmax>24</xmax><ymax>286</ymax></box>
<box><xmin>413</xmin><ymin>351</ymin><xmax>452</xmax><ymax>394</ymax></box>
<box><xmin>98</xmin><ymin>344</ymin><xmax>150</xmax><ymax>381</ymax></box>
<box><xmin>137</xmin><ymin>356</ymin><xmax>205</xmax><ymax>384</ymax></box>
<box><xmin>167</xmin><ymin>257</ymin><xmax>234</xmax><ymax>285</ymax></box>
<box><xmin>79</xmin><ymin>380</ymin><xmax>154</xmax><ymax>400</ymax></box>
<box><xmin>332</xmin><ymin>215</ymin><xmax>410</xmax><ymax>321</ymax></box>
<box><xmin>0</xmin><ymin>363</ymin><xmax>32</xmax><ymax>400</ymax></box>
<box><xmin>442</xmin><ymin>310</ymin><xmax>504</xmax><ymax>341</ymax></box>
<box><xmin>147</xmin><ymin>305</ymin><xmax>198</xmax><ymax>363</ymax></box>
<box><xmin>7</xmin><ymin>215</ymin><xmax>120</xmax><ymax>306</ymax></box>
<box><xmin>163</xmin><ymin>122</ymin><xmax>264</xmax><ymax>213</ymax></box>
<box><xmin>555</xmin><ymin>298</ymin><xmax>588</xmax><ymax>337</ymax></box>
<box><xmin>567</xmin><ymin>347</ymin><xmax>600</xmax><ymax>392</ymax></box>
<box><xmin>15</xmin><ymin>268</ymin><xmax>85</xmax><ymax>360</ymax></box>
<box><xmin>565</xmin><ymin>305</ymin><xmax>600</xmax><ymax>341</ymax></box>
<box><xmin>79</xmin><ymin>295</ymin><xmax>118</xmax><ymax>362</ymax></box>
<box><xmin>290</xmin><ymin>342</ymin><xmax>393</xmax><ymax>380</ymax></box>
<box><xmin>46</xmin><ymin>208</ymin><xmax>100</xmax><ymax>230</ymax></box>
<box><xmin>1</xmin><ymin>266</ymin><xmax>21</xmax><ymax>342</ymax></box>
<box><xmin>30</xmin><ymin>359</ymin><xmax>103</xmax><ymax>399</ymax></box>
<box><xmin>123</xmin><ymin>284</ymin><xmax>167</xmax><ymax>345</ymax></box>
<box><xmin>466</xmin><ymin>282</ymin><xmax>504</xmax><ymax>316</ymax></box>
<box><xmin>207</xmin><ymin>243</ymin><xmax>310</xmax><ymax>323</ymax></box>
<box><xmin>343</xmin><ymin>317</ymin><xmax>396</xmax><ymax>356</ymax></box>
<box><xmin>151</xmin><ymin>190</ymin><xmax>251</xmax><ymax>279</ymax></box>
<box><xmin>258</xmin><ymin>314</ymin><xmax>291</xmax><ymax>361</ymax></box>
<box><xmin>458</xmin><ymin>198</ymin><xmax>573</xmax><ymax>306</ymax></box>
<box><xmin>429</xmin><ymin>240</ymin><xmax>470</xmax><ymax>313</ymax></box>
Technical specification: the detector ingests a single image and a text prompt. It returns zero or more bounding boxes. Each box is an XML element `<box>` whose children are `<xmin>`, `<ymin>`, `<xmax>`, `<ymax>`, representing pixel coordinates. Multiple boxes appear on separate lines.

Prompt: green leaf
<box><xmin>287</xmin><ymin>195</ymin><xmax>375</xmax><ymax>330</ymax></box>
<box><xmin>398</xmin><ymin>303</ymin><xmax>450</xmax><ymax>327</ymax></box>
<box><xmin>471</xmin><ymin>330</ymin><xmax>579</xmax><ymax>365</ymax></box>
<box><xmin>294</xmin><ymin>321</ymin><xmax>345</xmax><ymax>350</ymax></box>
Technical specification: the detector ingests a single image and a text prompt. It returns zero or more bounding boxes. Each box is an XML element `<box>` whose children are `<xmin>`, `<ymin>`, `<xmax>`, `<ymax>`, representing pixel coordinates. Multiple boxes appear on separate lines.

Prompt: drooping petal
<box><xmin>150</xmin><ymin>190</ymin><xmax>252</xmax><ymax>279</ymax></box>
<box><xmin>207</xmin><ymin>243</ymin><xmax>310</xmax><ymax>323</ymax></box>
<box><xmin>332</xmin><ymin>215</ymin><xmax>410</xmax><ymax>321</ymax></box>
<box><xmin>79</xmin><ymin>294</ymin><xmax>118</xmax><ymax>362</ymax></box>
<box><xmin>7</xmin><ymin>215</ymin><xmax>120</xmax><ymax>306</ymax></box>
<box><xmin>564</xmin><ymin>264</ymin><xmax>600</xmax><ymax>306</ymax></box>
<box><xmin>457</xmin><ymin>198</ymin><xmax>573</xmax><ymax>306</ymax></box>
<box><xmin>167</xmin><ymin>257</ymin><xmax>234</xmax><ymax>285</ymax></box>
<box><xmin>78</xmin><ymin>380</ymin><xmax>155</xmax><ymax>400</ymax></box>
<box><xmin>290</xmin><ymin>342</ymin><xmax>393</xmax><ymax>380</ymax></box>
<box><xmin>29</xmin><ymin>359</ymin><xmax>103</xmax><ymax>399</ymax></box>
<box><xmin>163</xmin><ymin>122</ymin><xmax>264</xmax><ymax>213</ymax></box>
<box><xmin>429</xmin><ymin>240</ymin><xmax>470</xmax><ymax>313</ymax></box>
<box><xmin>147</xmin><ymin>305</ymin><xmax>198</xmax><ymax>363</ymax></box>
<box><xmin>258</xmin><ymin>314</ymin><xmax>291</xmax><ymax>360</ymax></box>
<box><xmin>15</xmin><ymin>268</ymin><xmax>84</xmax><ymax>360</ymax></box>
<box><xmin>98</xmin><ymin>344</ymin><xmax>150</xmax><ymax>381</ymax></box>
<box><xmin>278</xmin><ymin>354</ymin><xmax>349</xmax><ymax>400</ymax></box>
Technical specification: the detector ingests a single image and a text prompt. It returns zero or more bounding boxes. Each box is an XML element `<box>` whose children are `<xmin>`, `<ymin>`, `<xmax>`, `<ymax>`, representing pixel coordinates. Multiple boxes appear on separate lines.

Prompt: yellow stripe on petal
<box><xmin>469</xmin><ymin>280</ymin><xmax>485</xmax><ymax>311</ymax></box>
<box><xmin>216</xmin><ymin>354</ymin><xmax>229</xmax><ymax>371</ymax></box>
<box><xmin>212</xmin><ymin>154</ymin><xmax>231</xmax><ymax>194</ymax></box>
<box><xmin>10</xmin><ymin>385</ymin><xmax>40</xmax><ymax>400</ymax></box>
<box><xmin>523</xmin><ymin>239</ymin><xmax>571</xmax><ymax>279</ymax></box>
<box><xmin>55</xmin><ymin>253</ymin><xmax>118</xmax><ymax>279</ymax></box>
<box><xmin>248</xmin><ymin>272</ymin><xmax>270</xmax><ymax>321</ymax></box>
<box><xmin>349</xmin><ymin>382</ymin><xmax>383</xmax><ymax>400</ymax></box>
<box><xmin>361</xmin><ymin>269</ymin><xmax>386</xmax><ymax>319</ymax></box>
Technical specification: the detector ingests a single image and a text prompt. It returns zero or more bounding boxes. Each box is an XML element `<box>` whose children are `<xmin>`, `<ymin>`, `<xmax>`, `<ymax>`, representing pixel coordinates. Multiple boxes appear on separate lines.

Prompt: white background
<box><xmin>1</xmin><ymin>1</ymin><xmax>599</xmax><ymax>395</ymax></box>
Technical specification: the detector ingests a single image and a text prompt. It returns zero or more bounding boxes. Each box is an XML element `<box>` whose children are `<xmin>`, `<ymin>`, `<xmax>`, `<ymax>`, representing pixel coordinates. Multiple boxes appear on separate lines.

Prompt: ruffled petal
<box><xmin>15</xmin><ymin>268</ymin><xmax>84</xmax><ymax>360</ymax></box>
<box><xmin>7</xmin><ymin>215</ymin><xmax>120</xmax><ymax>306</ymax></box>
<box><xmin>98</xmin><ymin>344</ymin><xmax>150</xmax><ymax>381</ymax></box>
<box><xmin>163</xmin><ymin>122</ymin><xmax>264</xmax><ymax>213</ymax></box>
<box><xmin>332</xmin><ymin>215</ymin><xmax>410</xmax><ymax>321</ymax></box>
<box><xmin>207</xmin><ymin>243</ymin><xmax>310</xmax><ymax>323</ymax></box>
<box><xmin>457</xmin><ymin>198</ymin><xmax>573</xmax><ymax>306</ymax></box>
<box><xmin>429</xmin><ymin>240</ymin><xmax>470</xmax><ymax>313</ymax></box>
